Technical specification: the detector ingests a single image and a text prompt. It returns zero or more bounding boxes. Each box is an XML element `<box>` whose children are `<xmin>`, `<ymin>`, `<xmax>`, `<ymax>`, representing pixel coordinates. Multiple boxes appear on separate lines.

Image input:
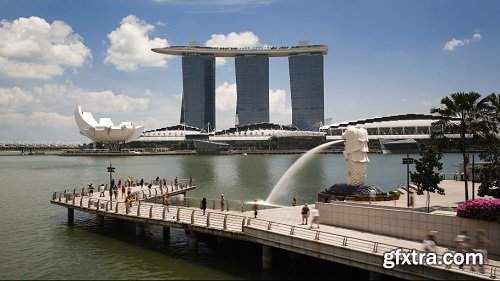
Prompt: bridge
<box><xmin>0</xmin><ymin>141</ymin><xmax>80</xmax><ymax>155</ymax></box>
<box><xmin>50</xmin><ymin>182</ymin><xmax>499</xmax><ymax>280</ymax></box>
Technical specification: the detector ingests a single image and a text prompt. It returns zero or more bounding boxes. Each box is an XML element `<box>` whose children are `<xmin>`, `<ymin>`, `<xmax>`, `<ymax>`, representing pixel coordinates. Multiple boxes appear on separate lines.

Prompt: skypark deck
<box><xmin>152</xmin><ymin>44</ymin><xmax>328</xmax><ymax>57</ymax></box>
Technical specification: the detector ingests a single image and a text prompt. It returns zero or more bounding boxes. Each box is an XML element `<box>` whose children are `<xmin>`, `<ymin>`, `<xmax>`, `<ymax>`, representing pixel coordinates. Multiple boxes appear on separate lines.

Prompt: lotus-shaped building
<box><xmin>74</xmin><ymin>105</ymin><xmax>144</xmax><ymax>144</ymax></box>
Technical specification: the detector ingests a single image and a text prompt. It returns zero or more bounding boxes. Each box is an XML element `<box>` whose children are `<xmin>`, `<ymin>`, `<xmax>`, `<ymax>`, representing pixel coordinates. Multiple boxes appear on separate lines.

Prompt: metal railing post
<box><xmin>315</xmin><ymin>232</ymin><xmax>319</xmax><ymax>241</ymax></box>
<box><xmin>80</xmin><ymin>197</ymin><xmax>83</xmax><ymax>207</ymax></box>
<box><xmin>115</xmin><ymin>202</ymin><xmax>119</xmax><ymax>213</ymax></box>
<box><xmin>223</xmin><ymin>215</ymin><xmax>227</xmax><ymax>230</ymax></box>
<box><xmin>176</xmin><ymin>208</ymin><xmax>180</xmax><ymax>222</ymax></box>
<box><xmin>290</xmin><ymin>226</ymin><xmax>295</xmax><ymax>235</ymax></box>
<box><xmin>97</xmin><ymin>199</ymin><xmax>100</xmax><ymax>210</ymax></box>
<box><xmin>267</xmin><ymin>222</ymin><xmax>272</xmax><ymax>230</ymax></box>
<box><xmin>137</xmin><ymin>204</ymin><xmax>140</xmax><ymax>216</ymax></box>
<box><xmin>191</xmin><ymin>210</ymin><xmax>194</xmax><ymax>224</ymax></box>
<box><xmin>105</xmin><ymin>201</ymin><xmax>109</xmax><ymax>212</ymax></box>
<box><xmin>149</xmin><ymin>206</ymin><xmax>153</xmax><ymax>218</ymax></box>
<box><xmin>206</xmin><ymin>213</ymin><xmax>210</xmax><ymax>227</ymax></box>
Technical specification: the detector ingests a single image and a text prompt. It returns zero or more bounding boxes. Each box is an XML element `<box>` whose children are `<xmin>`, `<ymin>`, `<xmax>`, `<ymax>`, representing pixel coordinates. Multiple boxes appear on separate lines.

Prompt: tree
<box><xmin>478</xmin><ymin>93</ymin><xmax>500</xmax><ymax>198</ymax></box>
<box><xmin>410</xmin><ymin>144</ymin><xmax>445</xmax><ymax>213</ymax></box>
<box><xmin>430</xmin><ymin>92</ymin><xmax>491</xmax><ymax>201</ymax></box>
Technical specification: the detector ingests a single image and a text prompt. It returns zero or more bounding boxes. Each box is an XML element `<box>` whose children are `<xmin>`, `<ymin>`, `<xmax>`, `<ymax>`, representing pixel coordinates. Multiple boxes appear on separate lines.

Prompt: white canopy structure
<box><xmin>74</xmin><ymin>105</ymin><xmax>144</xmax><ymax>143</ymax></box>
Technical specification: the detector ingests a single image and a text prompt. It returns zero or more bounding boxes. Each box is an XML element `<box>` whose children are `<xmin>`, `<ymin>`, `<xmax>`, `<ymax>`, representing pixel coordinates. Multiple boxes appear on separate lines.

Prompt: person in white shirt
<box><xmin>310</xmin><ymin>208</ymin><xmax>320</xmax><ymax>228</ymax></box>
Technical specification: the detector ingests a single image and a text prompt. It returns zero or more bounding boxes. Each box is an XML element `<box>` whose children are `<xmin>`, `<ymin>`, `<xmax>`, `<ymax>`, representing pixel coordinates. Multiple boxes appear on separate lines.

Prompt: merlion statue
<box><xmin>342</xmin><ymin>126</ymin><xmax>369</xmax><ymax>186</ymax></box>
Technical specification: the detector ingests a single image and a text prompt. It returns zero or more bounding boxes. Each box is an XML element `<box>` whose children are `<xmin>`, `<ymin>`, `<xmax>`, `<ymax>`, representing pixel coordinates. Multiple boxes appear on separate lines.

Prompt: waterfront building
<box><xmin>319</xmin><ymin>114</ymin><xmax>464</xmax><ymax>153</ymax></box>
<box><xmin>152</xmin><ymin>41</ymin><xmax>327</xmax><ymax>130</ymax></box>
<box><xmin>289</xmin><ymin>53</ymin><xmax>325</xmax><ymax>130</ymax></box>
<box><xmin>74</xmin><ymin>105</ymin><xmax>144</xmax><ymax>151</ymax></box>
<box><xmin>235</xmin><ymin>55</ymin><xmax>269</xmax><ymax>126</ymax></box>
<box><xmin>181</xmin><ymin>54</ymin><xmax>216</xmax><ymax>131</ymax></box>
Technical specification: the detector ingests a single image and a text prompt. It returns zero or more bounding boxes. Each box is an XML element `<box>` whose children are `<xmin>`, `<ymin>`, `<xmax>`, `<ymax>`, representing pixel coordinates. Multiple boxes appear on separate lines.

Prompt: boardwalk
<box><xmin>50</xmin><ymin>183</ymin><xmax>499</xmax><ymax>280</ymax></box>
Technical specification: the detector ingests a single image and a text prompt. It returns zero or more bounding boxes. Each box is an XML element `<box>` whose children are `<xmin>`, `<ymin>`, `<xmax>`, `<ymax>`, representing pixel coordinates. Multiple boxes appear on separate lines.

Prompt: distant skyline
<box><xmin>1</xmin><ymin>0</ymin><xmax>499</xmax><ymax>142</ymax></box>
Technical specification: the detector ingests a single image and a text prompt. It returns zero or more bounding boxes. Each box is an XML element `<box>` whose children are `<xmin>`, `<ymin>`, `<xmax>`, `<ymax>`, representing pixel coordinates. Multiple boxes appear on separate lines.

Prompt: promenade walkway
<box><xmin>51</xmin><ymin>185</ymin><xmax>499</xmax><ymax>280</ymax></box>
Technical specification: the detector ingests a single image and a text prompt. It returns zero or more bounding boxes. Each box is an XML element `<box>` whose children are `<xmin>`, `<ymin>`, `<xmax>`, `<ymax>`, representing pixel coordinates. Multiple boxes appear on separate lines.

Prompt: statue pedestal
<box><xmin>318</xmin><ymin>184</ymin><xmax>385</xmax><ymax>202</ymax></box>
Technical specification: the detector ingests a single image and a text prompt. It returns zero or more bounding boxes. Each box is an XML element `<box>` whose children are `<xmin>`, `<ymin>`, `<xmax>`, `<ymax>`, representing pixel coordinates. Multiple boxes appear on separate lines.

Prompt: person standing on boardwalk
<box><xmin>201</xmin><ymin>197</ymin><xmax>207</xmax><ymax>215</ymax></box>
<box><xmin>310</xmin><ymin>207</ymin><xmax>320</xmax><ymax>228</ymax></box>
<box><xmin>163</xmin><ymin>193</ymin><xmax>170</xmax><ymax>212</ymax></box>
<box><xmin>220</xmin><ymin>194</ymin><xmax>225</xmax><ymax>211</ymax></box>
<box><xmin>301</xmin><ymin>204</ymin><xmax>310</xmax><ymax>225</ymax></box>
<box><xmin>252</xmin><ymin>200</ymin><xmax>258</xmax><ymax>218</ymax></box>
<box><xmin>292</xmin><ymin>198</ymin><xmax>297</xmax><ymax>207</ymax></box>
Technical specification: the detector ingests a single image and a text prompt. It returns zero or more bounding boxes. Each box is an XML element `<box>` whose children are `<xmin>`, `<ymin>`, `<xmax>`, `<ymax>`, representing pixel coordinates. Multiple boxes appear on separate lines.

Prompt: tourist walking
<box><xmin>455</xmin><ymin>230</ymin><xmax>470</xmax><ymax>269</ymax></box>
<box><xmin>292</xmin><ymin>197</ymin><xmax>297</xmax><ymax>207</ymax></box>
<box><xmin>201</xmin><ymin>197</ymin><xmax>207</xmax><ymax>215</ymax></box>
<box><xmin>474</xmin><ymin>228</ymin><xmax>489</xmax><ymax>273</ymax></box>
<box><xmin>99</xmin><ymin>184</ymin><xmax>105</xmax><ymax>197</ymax></box>
<box><xmin>220</xmin><ymin>194</ymin><xmax>225</xmax><ymax>211</ymax></box>
<box><xmin>252</xmin><ymin>200</ymin><xmax>258</xmax><ymax>218</ymax></box>
<box><xmin>88</xmin><ymin>183</ymin><xmax>94</xmax><ymax>196</ymax></box>
<box><xmin>121</xmin><ymin>185</ymin><xmax>126</xmax><ymax>198</ymax></box>
<box><xmin>301</xmin><ymin>204</ymin><xmax>310</xmax><ymax>225</ymax></box>
<box><xmin>423</xmin><ymin>231</ymin><xmax>437</xmax><ymax>252</ymax></box>
<box><xmin>310</xmin><ymin>207</ymin><xmax>320</xmax><ymax>228</ymax></box>
<box><xmin>163</xmin><ymin>193</ymin><xmax>170</xmax><ymax>212</ymax></box>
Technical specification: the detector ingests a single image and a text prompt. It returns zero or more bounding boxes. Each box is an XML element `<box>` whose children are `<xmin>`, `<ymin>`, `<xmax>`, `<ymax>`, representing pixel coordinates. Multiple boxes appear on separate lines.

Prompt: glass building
<box><xmin>235</xmin><ymin>55</ymin><xmax>269</xmax><ymax>126</ymax></box>
<box><xmin>181</xmin><ymin>54</ymin><xmax>216</xmax><ymax>131</ymax></box>
<box><xmin>289</xmin><ymin>53</ymin><xmax>324</xmax><ymax>130</ymax></box>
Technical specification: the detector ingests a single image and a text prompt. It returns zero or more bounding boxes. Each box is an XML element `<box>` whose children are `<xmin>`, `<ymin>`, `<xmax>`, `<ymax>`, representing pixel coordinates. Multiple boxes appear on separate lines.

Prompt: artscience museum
<box><xmin>74</xmin><ymin>105</ymin><xmax>144</xmax><ymax>149</ymax></box>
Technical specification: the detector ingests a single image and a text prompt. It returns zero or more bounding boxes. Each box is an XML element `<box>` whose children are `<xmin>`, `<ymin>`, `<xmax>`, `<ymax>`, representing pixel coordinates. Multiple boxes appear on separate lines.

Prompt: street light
<box><xmin>402</xmin><ymin>152</ymin><xmax>415</xmax><ymax>208</ymax></box>
<box><xmin>107</xmin><ymin>162</ymin><xmax>115</xmax><ymax>205</ymax></box>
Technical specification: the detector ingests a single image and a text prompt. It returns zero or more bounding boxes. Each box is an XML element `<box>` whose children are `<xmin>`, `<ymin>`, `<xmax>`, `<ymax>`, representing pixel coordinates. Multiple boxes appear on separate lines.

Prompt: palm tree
<box><xmin>430</xmin><ymin>92</ymin><xmax>491</xmax><ymax>201</ymax></box>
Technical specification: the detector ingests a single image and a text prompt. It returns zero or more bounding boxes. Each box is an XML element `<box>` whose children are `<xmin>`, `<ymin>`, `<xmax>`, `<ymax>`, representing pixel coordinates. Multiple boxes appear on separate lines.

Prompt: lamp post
<box><xmin>107</xmin><ymin>162</ymin><xmax>115</xmax><ymax>206</ymax></box>
<box><xmin>402</xmin><ymin>152</ymin><xmax>414</xmax><ymax>208</ymax></box>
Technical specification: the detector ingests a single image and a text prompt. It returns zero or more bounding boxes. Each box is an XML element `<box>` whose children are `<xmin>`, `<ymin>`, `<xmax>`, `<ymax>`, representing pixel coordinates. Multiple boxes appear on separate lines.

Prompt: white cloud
<box><xmin>205</xmin><ymin>31</ymin><xmax>260</xmax><ymax>65</ymax></box>
<box><xmin>104</xmin><ymin>15</ymin><xmax>171</xmax><ymax>71</ymax></box>
<box><xmin>269</xmin><ymin>88</ymin><xmax>291</xmax><ymax>124</ymax></box>
<box><xmin>214</xmin><ymin>82</ymin><xmax>291</xmax><ymax>129</ymax></box>
<box><xmin>1</xmin><ymin>112</ymin><xmax>74</xmax><ymax>128</ymax></box>
<box><xmin>0</xmin><ymin>16</ymin><xmax>91</xmax><ymax>79</ymax></box>
<box><xmin>443</xmin><ymin>33</ymin><xmax>482</xmax><ymax>52</ymax></box>
<box><xmin>215</xmin><ymin>82</ymin><xmax>237</xmax><ymax>111</ymax></box>
<box><xmin>0</xmin><ymin>84</ymin><xmax>150</xmax><ymax>129</ymax></box>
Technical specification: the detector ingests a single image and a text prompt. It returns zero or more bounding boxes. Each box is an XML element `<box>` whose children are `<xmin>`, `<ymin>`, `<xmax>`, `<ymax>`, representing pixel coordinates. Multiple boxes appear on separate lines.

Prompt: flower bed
<box><xmin>456</xmin><ymin>198</ymin><xmax>500</xmax><ymax>222</ymax></box>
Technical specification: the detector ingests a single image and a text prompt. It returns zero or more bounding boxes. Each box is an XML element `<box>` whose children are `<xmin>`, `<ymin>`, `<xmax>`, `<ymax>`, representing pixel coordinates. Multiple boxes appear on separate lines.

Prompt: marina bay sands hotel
<box><xmin>152</xmin><ymin>41</ymin><xmax>327</xmax><ymax>131</ymax></box>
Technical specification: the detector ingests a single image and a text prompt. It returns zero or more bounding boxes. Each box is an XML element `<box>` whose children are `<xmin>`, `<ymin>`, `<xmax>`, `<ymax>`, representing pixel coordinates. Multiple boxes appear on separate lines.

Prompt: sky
<box><xmin>0</xmin><ymin>0</ymin><xmax>499</xmax><ymax>143</ymax></box>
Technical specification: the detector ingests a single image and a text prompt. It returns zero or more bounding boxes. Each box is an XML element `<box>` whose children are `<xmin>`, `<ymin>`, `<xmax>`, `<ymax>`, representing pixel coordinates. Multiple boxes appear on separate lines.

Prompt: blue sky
<box><xmin>0</xmin><ymin>0</ymin><xmax>499</xmax><ymax>142</ymax></box>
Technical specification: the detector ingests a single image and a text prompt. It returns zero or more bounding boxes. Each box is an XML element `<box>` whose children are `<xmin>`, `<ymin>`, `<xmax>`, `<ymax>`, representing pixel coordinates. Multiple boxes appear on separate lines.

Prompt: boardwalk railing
<box><xmin>50</xmin><ymin>192</ymin><xmax>498</xmax><ymax>280</ymax></box>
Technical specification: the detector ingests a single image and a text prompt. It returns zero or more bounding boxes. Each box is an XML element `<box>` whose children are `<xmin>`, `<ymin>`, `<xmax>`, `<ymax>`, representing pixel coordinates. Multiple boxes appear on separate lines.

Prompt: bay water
<box><xmin>0</xmin><ymin>153</ymin><xmax>462</xmax><ymax>279</ymax></box>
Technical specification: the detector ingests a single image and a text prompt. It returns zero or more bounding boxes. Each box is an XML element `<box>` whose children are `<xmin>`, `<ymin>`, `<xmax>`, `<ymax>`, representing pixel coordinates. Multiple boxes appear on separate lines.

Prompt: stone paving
<box><xmin>236</xmin><ymin>180</ymin><xmax>500</xmax><ymax>271</ymax></box>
